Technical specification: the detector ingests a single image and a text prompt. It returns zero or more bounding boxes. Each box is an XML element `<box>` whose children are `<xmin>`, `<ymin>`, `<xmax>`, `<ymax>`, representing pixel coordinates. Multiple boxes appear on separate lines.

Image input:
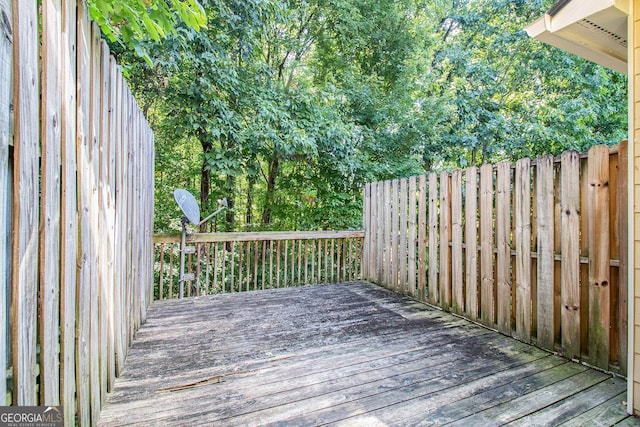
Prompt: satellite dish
<box><xmin>174</xmin><ymin>189</ymin><xmax>200</xmax><ymax>225</ymax></box>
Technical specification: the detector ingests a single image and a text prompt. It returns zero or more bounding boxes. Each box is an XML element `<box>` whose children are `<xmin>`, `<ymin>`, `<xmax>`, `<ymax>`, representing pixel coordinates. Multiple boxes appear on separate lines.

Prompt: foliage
<box><xmin>108</xmin><ymin>0</ymin><xmax>628</xmax><ymax>233</ymax></box>
<box><xmin>87</xmin><ymin>0</ymin><xmax>207</xmax><ymax>62</ymax></box>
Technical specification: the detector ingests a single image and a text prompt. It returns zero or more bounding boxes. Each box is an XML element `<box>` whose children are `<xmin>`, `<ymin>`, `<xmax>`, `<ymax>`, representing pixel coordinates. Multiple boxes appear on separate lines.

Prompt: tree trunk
<box><xmin>224</xmin><ymin>174</ymin><xmax>235</xmax><ymax>231</ymax></box>
<box><xmin>246</xmin><ymin>174</ymin><xmax>255</xmax><ymax>227</ymax></box>
<box><xmin>199</xmin><ymin>137</ymin><xmax>212</xmax><ymax>232</ymax></box>
<box><xmin>261</xmin><ymin>154</ymin><xmax>279</xmax><ymax>225</ymax></box>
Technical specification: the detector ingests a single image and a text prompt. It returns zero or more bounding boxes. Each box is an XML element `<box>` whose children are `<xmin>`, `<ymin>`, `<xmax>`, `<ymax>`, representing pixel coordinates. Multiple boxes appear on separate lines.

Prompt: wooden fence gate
<box><xmin>363</xmin><ymin>143</ymin><xmax>628</xmax><ymax>375</ymax></box>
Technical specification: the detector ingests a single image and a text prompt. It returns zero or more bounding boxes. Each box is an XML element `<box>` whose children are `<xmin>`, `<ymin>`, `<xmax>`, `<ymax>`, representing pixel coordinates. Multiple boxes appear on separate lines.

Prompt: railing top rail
<box><xmin>153</xmin><ymin>230</ymin><xmax>365</xmax><ymax>244</ymax></box>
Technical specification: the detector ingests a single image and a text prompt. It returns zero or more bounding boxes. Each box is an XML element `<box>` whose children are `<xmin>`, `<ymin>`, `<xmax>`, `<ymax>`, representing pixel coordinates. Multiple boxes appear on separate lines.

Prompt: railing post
<box><xmin>179</xmin><ymin>216</ymin><xmax>188</xmax><ymax>298</ymax></box>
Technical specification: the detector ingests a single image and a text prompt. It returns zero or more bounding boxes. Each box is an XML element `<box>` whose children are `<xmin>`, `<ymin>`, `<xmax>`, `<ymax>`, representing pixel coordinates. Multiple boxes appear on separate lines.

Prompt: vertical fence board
<box><xmin>124</xmin><ymin>87</ymin><xmax>133</xmax><ymax>348</ymax></box>
<box><xmin>465</xmin><ymin>167</ymin><xmax>478</xmax><ymax>320</ymax></box>
<box><xmin>370</xmin><ymin>183</ymin><xmax>377</xmax><ymax>281</ymax></box>
<box><xmin>99</xmin><ymin>38</ymin><xmax>113</xmax><ymax>399</ymax></box>
<box><xmin>384</xmin><ymin>180</ymin><xmax>392</xmax><ymax>287</ymax></box>
<box><xmin>399</xmin><ymin>178</ymin><xmax>408</xmax><ymax>294</ymax></box>
<box><xmin>408</xmin><ymin>176</ymin><xmax>417</xmax><ymax>297</ymax></box>
<box><xmin>451</xmin><ymin>170</ymin><xmax>463</xmax><ymax>314</ymax></box>
<box><xmin>428</xmin><ymin>173</ymin><xmax>438</xmax><ymax>304</ymax></box>
<box><xmin>515</xmin><ymin>158</ymin><xmax>531</xmax><ymax>342</ymax></box>
<box><xmin>89</xmin><ymin>23</ymin><xmax>102</xmax><ymax>422</ymax></box>
<box><xmin>0</xmin><ymin>0</ymin><xmax>9</xmax><ymax>406</ymax></box>
<box><xmin>608</xmin><ymin>150</ymin><xmax>619</xmax><ymax>369</ymax></box>
<box><xmin>531</xmin><ymin>165</ymin><xmax>538</xmax><ymax>338</ymax></box>
<box><xmin>579</xmin><ymin>157</ymin><xmax>589</xmax><ymax>357</ymax></box>
<box><xmin>39</xmin><ymin>0</ymin><xmax>62</xmax><ymax>405</ymax></box>
<box><xmin>617</xmin><ymin>141</ymin><xmax>628</xmax><ymax>374</ymax></box>
<box><xmin>114</xmin><ymin>71</ymin><xmax>125</xmax><ymax>372</ymax></box>
<box><xmin>537</xmin><ymin>155</ymin><xmax>555</xmax><ymax>349</ymax></box>
<box><xmin>439</xmin><ymin>172</ymin><xmax>451</xmax><ymax>310</ymax></box>
<box><xmin>363</xmin><ymin>184</ymin><xmax>370</xmax><ymax>280</ymax></box>
<box><xmin>553</xmin><ymin>166</ymin><xmax>562</xmax><ymax>348</ymax></box>
<box><xmin>587</xmin><ymin>145</ymin><xmax>611</xmax><ymax>370</ymax></box>
<box><xmin>376</xmin><ymin>182</ymin><xmax>383</xmax><ymax>284</ymax></box>
<box><xmin>496</xmin><ymin>161</ymin><xmax>511</xmax><ymax>334</ymax></box>
<box><xmin>391</xmin><ymin>179</ymin><xmax>399</xmax><ymax>291</ymax></box>
<box><xmin>11</xmin><ymin>0</ymin><xmax>40</xmax><ymax>406</ymax></box>
<box><xmin>368</xmin><ymin>184</ymin><xmax>374</xmax><ymax>283</ymax></box>
<box><xmin>418</xmin><ymin>175</ymin><xmax>427</xmax><ymax>301</ymax></box>
<box><xmin>75</xmin><ymin>3</ymin><xmax>91</xmax><ymax>422</ymax></box>
<box><xmin>60</xmin><ymin>0</ymin><xmax>78</xmax><ymax>415</ymax></box>
<box><xmin>560</xmin><ymin>150</ymin><xmax>581</xmax><ymax>360</ymax></box>
<box><xmin>480</xmin><ymin>164</ymin><xmax>494</xmax><ymax>326</ymax></box>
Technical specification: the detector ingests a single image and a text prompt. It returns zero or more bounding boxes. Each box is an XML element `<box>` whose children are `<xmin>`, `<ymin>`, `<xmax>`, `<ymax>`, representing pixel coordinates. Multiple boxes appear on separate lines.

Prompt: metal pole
<box><xmin>179</xmin><ymin>216</ymin><xmax>188</xmax><ymax>298</ymax></box>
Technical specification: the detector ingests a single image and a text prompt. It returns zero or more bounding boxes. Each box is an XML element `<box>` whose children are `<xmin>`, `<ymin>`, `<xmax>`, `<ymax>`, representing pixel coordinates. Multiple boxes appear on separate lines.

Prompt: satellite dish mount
<box><xmin>173</xmin><ymin>189</ymin><xmax>228</xmax><ymax>298</ymax></box>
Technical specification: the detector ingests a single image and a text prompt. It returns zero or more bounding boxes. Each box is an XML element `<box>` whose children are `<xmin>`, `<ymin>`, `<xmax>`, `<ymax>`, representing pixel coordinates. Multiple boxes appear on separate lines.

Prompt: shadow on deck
<box><xmin>98</xmin><ymin>282</ymin><xmax>638</xmax><ymax>426</ymax></box>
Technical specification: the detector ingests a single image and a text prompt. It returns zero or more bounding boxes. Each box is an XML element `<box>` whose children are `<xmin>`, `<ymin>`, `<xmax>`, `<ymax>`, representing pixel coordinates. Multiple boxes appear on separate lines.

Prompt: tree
<box><xmin>111</xmin><ymin>0</ymin><xmax>627</xmax><ymax>233</ymax></box>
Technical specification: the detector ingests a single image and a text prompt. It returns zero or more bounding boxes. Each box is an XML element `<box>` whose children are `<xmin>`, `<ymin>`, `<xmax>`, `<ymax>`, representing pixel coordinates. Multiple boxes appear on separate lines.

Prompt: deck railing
<box><xmin>363</xmin><ymin>143</ymin><xmax>628</xmax><ymax>375</ymax></box>
<box><xmin>153</xmin><ymin>230</ymin><xmax>364</xmax><ymax>299</ymax></box>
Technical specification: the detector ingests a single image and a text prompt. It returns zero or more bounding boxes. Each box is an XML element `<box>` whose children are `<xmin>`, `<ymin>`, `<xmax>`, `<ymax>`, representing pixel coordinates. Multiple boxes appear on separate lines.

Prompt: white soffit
<box><xmin>525</xmin><ymin>0</ymin><xmax>629</xmax><ymax>75</ymax></box>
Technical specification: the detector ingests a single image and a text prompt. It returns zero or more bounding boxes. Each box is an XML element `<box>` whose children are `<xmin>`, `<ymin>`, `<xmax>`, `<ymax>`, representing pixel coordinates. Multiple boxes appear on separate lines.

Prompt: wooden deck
<box><xmin>98</xmin><ymin>282</ymin><xmax>638</xmax><ymax>426</ymax></box>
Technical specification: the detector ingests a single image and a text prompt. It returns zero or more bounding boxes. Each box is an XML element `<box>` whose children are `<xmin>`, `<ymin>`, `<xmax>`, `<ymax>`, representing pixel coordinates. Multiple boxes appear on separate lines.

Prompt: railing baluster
<box><xmin>269</xmin><ymin>240</ymin><xmax>274</xmax><ymax>289</ymax></box>
<box><xmin>304</xmin><ymin>240</ymin><xmax>309</xmax><ymax>285</ymax></box>
<box><xmin>205</xmin><ymin>242</ymin><xmax>210</xmax><ymax>295</ymax></box>
<box><xmin>196</xmin><ymin>242</ymin><xmax>201</xmax><ymax>296</ymax></box>
<box><xmin>276</xmin><ymin>240</ymin><xmax>281</xmax><ymax>288</ymax></box>
<box><xmin>159</xmin><ymin>243</ymin><xmax>164</xmax><ymax>300</ymax></box>
<box><xmin>213</xmin><ymin>242</ymin><xmax>218</xmax><ymax>293</ymax></box>
<box><xmin>168</xmin><ymin>243</ymin><xmax>174</xmax><ymax>299</ymax></box>
<box><xmin>238</xmin><ymin>241</ymin><xmax>244</xmax><ymax>292</ymax></box>
<box><xmin>221</xmin><ymin>242</ymin><xmax>227</xmax><ymax>293</ymax></box>
<box><xmin>229</xmin><ymin>242</ymin><xmax>236</xmax><ymax>292</ymax></box>
<box><xmin>187</xmin><ymin>251</ymin><xmax>192</xmax><ymax>297</ymax></box>
<box><xmin>297</xmin><ymin>240</ymin><xmax>302</xmax><ymax>286</ymax></box>
<box><xmin>284</xmin><ymin>240</ymin><xmax>289</xmax><ymax>286</ymax></box>
<box><xmin>311</xmin><ymin>239</ymin><xmax>316</xmax><ymax>283</ymax></box>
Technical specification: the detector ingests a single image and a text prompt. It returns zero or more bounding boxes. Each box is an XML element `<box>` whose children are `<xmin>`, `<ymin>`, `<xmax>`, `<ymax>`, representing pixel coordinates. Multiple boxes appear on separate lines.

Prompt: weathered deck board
<box><xmin>98</xmin><ymin>282</ymin><xmax>637</xmax><ymax>427</ymax></box>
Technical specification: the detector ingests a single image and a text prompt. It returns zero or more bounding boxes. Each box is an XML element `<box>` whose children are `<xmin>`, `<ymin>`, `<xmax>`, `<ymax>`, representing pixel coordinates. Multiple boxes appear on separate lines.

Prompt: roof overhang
<box><xmin>525</xmin><ymin>0</ymin><xmax>629</xmax><ymax>75</ymax></box>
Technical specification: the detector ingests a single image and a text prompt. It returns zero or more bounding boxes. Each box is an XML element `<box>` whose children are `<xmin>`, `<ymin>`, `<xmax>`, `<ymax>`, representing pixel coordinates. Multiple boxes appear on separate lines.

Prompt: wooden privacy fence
<box><xmin>153</xmin><ymin>231</ymin><xmax>364</xmax><ymax>299</ymax></box>
<box><xmin>1</xmin><ymin>1</ymin><xmax>154</xmax><ymax>426</ymax></box>
<box><xmin>363</xmin><ymin>142</ymin><xmax>628</xmax><ymax>375</ymax></box>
